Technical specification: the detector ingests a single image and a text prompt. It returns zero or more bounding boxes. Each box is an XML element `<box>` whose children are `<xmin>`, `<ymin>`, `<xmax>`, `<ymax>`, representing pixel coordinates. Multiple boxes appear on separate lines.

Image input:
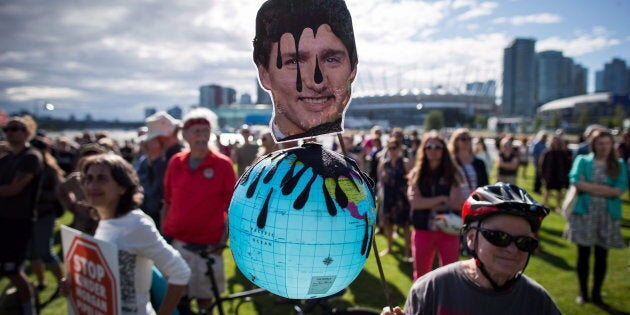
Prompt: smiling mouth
<box><xmin>299</xmin><ymin>96</ymin><xmax>334</xmax><ymax>110</ymax></box>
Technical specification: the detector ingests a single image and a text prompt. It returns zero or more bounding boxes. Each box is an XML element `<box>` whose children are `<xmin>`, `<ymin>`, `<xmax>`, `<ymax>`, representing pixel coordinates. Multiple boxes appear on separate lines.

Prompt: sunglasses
<box><xmin>425</xmin><ymin>144</ymin><xmax>444</xmax><ymax>151</ymax></box>
<box><xmin>458</xmin><ymin>136</ymin><xmax>472</xmax><ymax>142</ymax></box>
<box><xmin>2</xmin><ymin>126</ymin><xmax>26</xmax><ymax>133</ymax></box>
<box><xmin>475</xmin><ymin>228</ymin><xmax>539</xmax><ymax>252</ymax></box>
<box><xmin>387</xmin><ymin>146</ymin><xmax>398</xmax><ymax>150</ymax></box>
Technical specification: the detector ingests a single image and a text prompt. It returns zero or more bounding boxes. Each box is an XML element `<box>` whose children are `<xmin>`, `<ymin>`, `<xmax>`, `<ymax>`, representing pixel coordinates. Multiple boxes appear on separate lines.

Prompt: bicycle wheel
<box><xmin>333</xmin><ymin>307</ymin><xmax>380</xmax><ymax>315</ymax></box>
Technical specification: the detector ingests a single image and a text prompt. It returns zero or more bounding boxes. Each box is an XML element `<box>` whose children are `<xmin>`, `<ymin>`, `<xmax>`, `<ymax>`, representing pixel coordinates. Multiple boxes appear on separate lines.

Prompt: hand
<box><xmin>381</xmin><ymin>306</ymin><xmax>404</xmax><ymax>315</ymax></box>
<box><xmin>59</xmin><ymin>277</ymin><xmax>71</xmax><ymax>296</ymax></box>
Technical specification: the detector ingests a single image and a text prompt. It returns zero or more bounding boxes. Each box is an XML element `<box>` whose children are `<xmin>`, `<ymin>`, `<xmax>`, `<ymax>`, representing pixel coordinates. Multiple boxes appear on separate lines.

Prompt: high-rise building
<box><xmin>601</xmin><ymin>58</ymin><xmax>629</xmax><ymax>94</ymax></box>
<box><xmin>200</xmin><ymin>84</ymin><xmax>222</xmax><ymax>108</ymax></box>
<box><xmin>144</xmin><ymin>107</ymin><xmax>157</xmax><ymax>118</ymax></box>
<box><xmin>166</xmin><ymin>106</ymin><xmax>183</xmax><ymax>120</ymax></box>
<box><xmin>595</xmin><ymin>70</ymin><xmax>604</xmax><ymax>92</ymax></box>
<box><xmin>536</xmin><ymin>51</ymin><xmax>586</xmax><ymax>105</ymax></box>
<box><xmin>573</xmin><ymin>64</ymin><xmax>587</xmax><ymax>96</ymax></box>
<box><xmin>256</xmin><ymin>79</ymin><xmax>272</xmax><ymax>105</ymax></box>
<box><xmin>240</xmin><ymin>93</ymin><xmax>253</xmax><ymax>105</ymax></box>
<box><xmin>536</xmin><ymin>50</ymin><xmax>564</xmax><ymax>105</ymax></box>
<box><xmin>502</xmin><ymin>38</ymin><xmax>536</xmax><ymax>116</ymax></box>
<box><xmin>222</xmin><ymin>87</ymin><xmax>237</xmax><ymax>106</ymax></box>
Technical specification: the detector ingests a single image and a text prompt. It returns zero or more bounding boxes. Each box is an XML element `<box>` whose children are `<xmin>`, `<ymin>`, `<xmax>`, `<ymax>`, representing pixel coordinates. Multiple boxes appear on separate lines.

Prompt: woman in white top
<box><xmin>81</xmin><ymin>153</ymin><xmax>190</xmax><ymax>315</ymax></box>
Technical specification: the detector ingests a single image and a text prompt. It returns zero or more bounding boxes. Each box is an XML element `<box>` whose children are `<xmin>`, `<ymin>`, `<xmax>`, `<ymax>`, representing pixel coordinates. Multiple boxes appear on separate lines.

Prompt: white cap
<box><xmin>145</xmin><ymin>111</ymin><xmax>179</xmax><ymax>141</ymax></box>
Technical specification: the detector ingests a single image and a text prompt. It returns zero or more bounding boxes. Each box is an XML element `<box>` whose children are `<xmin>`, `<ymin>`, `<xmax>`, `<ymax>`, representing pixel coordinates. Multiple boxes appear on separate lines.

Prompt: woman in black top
<box><xmin>407</xmin><ymin>130</ymin><xmax>463</xmax><ymax>279</ymax></box>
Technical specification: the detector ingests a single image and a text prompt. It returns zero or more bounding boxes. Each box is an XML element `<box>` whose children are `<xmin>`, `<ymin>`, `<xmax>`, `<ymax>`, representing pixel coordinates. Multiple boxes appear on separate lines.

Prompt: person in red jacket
<box><xmin>161</xmin><ymin>108</ymin><xmax>237</xmax><ymax>313</ymax></box>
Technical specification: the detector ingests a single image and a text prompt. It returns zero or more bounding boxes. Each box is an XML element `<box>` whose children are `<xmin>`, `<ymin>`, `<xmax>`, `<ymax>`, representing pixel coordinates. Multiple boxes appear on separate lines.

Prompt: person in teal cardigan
<box><xmin>566</xmin><ymin>130</ymin><xmax>628</xmax><ymax>306</ymax></box>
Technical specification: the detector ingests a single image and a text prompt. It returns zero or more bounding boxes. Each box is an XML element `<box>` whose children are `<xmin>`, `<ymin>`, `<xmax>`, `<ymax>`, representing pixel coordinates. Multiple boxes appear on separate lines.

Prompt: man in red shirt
<box><xmin>161</xmin><ymin>108</ymin><xmax>237</xmax><ymax>312</ymax></box>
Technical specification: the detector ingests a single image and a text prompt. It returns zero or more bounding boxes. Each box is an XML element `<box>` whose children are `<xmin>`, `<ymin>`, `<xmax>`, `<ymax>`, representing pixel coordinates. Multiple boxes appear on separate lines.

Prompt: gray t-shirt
<box><xmin>403</xmin><ymin>261</ymin><xmax>561</xmax><ymax>315</ymax></box>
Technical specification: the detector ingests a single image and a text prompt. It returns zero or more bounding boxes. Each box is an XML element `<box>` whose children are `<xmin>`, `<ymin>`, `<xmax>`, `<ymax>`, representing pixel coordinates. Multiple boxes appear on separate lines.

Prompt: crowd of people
<box><xmin>1</xmin><ymin>111</ymin><xmax>628</xmax><ymax>314</ymax></box>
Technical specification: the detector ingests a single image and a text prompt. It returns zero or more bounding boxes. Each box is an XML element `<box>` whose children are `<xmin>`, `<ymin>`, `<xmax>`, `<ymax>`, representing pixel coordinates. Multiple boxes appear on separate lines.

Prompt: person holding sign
<box><xmin>78</xmin><ymin>153</ymin><xmax>190</xmax><ymax>315</ymax></box>
<box><xmin>253</xmin><ymin>0</ymin><xmax>358</xmax><ymax>142</ymax></box>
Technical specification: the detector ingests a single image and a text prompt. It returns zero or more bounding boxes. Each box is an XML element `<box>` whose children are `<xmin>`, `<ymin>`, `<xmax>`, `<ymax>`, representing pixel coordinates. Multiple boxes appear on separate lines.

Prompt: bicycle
<box><xmin>181</xmin><ymin>244</ymin><xmax>380</xmax><ymax>315</ymax></box>
<box><xmin>180</xmin><ymin>244</ymin><xmax>267</xmax><ymax>315</ymax></box>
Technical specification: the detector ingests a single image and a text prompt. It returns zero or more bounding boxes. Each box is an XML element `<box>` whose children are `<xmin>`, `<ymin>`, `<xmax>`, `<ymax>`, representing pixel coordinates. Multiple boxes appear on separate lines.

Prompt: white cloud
<box><xmin>538</xmin><ymin>37</ymin><xmax>620</xmax><ymax>57</ymax></box>
<box><xmin>0</xmin><ymin>68</ymin><xmax>31</xmax><ymax>81</ymax></box>
<box><xmin>493</xmin><ymin>13</ymin><xmax>562</xmax><ymax>25</ymax></box>
<box><xmin>350</xmin><ymin>0</ymin><xmax>451</xmax><ymax>42</ymax></box>
<box><xmin>4</xmin><ymin>86</ymin><xmax>85</xmax><ymax>101</ymax></box>
<box><xmin>456</xmin><ymin>2</ymin><xmax>498</xmax><ymax>21</ymax></box>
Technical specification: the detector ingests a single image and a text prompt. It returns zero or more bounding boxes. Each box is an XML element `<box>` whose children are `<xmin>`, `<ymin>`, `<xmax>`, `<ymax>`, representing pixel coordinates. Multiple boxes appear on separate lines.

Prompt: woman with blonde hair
<box><xmin>407</xmin><ymin>130</ymin><xmax>463</xmax><ymax>279</ymax></box>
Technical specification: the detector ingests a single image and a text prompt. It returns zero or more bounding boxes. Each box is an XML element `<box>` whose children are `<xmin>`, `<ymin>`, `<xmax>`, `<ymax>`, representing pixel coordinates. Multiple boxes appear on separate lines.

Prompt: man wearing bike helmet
<box><xmin>382</xmin><ymin>183</ymin><xmax>560</xmax><ymax>315</ymax></box>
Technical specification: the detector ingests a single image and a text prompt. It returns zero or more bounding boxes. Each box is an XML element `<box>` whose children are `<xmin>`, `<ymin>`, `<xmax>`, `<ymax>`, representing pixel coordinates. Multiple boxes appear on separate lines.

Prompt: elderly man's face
<box><xmin>183</xmin><ymin>124</ymin><xmax>211</xmax><ymax>152</ymax></box>
<box><xmin>258</xmin><ymin>24</ymin><xmax>356</xmax><ymax>139</ymax></box>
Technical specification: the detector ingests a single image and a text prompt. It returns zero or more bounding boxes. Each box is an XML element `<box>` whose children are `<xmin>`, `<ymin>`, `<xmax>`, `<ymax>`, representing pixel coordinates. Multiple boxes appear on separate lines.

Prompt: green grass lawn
<box><xmin>2</xmin><ymin>166</ymin><xmax>629</xmax><ymax>314</ymax></box>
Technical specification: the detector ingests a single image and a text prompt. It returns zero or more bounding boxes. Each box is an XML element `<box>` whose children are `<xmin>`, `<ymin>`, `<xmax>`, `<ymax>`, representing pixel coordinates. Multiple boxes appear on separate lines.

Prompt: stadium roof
<box><xmin>537</xmin><ymin>92</ymin><xmax>612</xmax><ymax>112</ymax></box>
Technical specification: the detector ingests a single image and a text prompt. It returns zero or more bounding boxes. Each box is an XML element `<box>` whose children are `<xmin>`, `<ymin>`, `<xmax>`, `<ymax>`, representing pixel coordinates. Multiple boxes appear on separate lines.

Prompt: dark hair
<box><xmin>253</xmin><ymin>0</ymin><xmax>358</xmax><ymax>70</ymax></box>
<box><xmin>81</xmin><ymin>154</ymin><xmax>143</xmax><ymax>217</ymax></box>
<box><xmin>410</xmin><ymin>130</ymin><xmax>460</xmax><ymax>188</ymax></box>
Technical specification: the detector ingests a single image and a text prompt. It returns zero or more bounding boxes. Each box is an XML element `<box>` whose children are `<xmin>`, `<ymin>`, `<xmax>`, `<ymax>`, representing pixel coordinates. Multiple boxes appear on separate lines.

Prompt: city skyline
<box><xmin>1</xmin><ymin>0</ymin><xmax>628</xmax><ymax>121</ymax></box>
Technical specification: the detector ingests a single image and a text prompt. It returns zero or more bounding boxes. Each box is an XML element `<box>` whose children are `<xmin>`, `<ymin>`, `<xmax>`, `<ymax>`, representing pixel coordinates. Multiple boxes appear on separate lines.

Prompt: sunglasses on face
<box><xmin>458</xmin><ymin>136</ymin><xmax>472</xmax><ymax>142</ymax></box>
<box><xmin>475</xmin><ymin>228</ymin><xmax>539</xmax><ymax>252</ymax></box>
<box><xmin>425</xmin><ymin>144</ymin><xmax>444</xmax><ymax>151</ymax></box>
<box><xmin>2</xmin><ymin>126</ymin><xmax>26</xmax><ymax>133</ymax></box>
<box><xmin>387</xmin><ymin>146</ymin><xmax>398</xmax><ymax>150</ymax></box>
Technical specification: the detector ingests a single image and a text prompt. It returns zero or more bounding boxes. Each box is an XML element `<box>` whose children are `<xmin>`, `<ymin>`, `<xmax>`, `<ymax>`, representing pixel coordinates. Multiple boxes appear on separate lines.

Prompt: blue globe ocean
<box><xmin>228</xmin><ymin>143</ymin><xmax>377</xmax><ymax>299</ymax></box>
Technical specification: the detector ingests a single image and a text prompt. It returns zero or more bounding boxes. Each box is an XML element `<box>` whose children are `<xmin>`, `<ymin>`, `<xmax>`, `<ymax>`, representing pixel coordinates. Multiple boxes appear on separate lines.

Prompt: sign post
<box><xmin>61</xmin><ymin>226</ymin><xmax>120</xmax><ymax>315</ymax></box>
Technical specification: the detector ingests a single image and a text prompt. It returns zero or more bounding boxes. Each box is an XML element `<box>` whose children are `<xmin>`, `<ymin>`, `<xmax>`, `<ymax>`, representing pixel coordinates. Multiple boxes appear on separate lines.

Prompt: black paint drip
<box><xmin>360</xmin><ymin>214</ymin><xmax>373</xmax><ymax>256</ymax></box>
<box><xmin>314</xmin><ymin>58</ymin><xmax>323</xmax><ymax>84</ymax></box>
<box><xmin>294</xmin><ymin>173</ymin><xmax>317</xmax><ymax>210</ymax></box>
<box><xmin>247</xmin><ymin>166</ymin><xmax>265</xmax><ymax>198</ymax></box>
<box><xmin>322</xmin><ymin>181</ymin><xmax>337</xmax><ymax>216</ymax></box>
<box><xmin>282</xmin><ymin>163</ymin><xmax>308</xmax><ymax>195</ymax></box>
<box><xmin>240</xmin><ymin>143</ymin><xmax>376</xmax><ymax>257</ymax></box>
<box><xmin>334</xmin><ymin>178</ymin><xmax>348</xmax><ymax>208</ymax></box>
<box><xmin>257</xmin><ymin>189</ymin><xmax>273</xmax><ymax>229</ymax></box>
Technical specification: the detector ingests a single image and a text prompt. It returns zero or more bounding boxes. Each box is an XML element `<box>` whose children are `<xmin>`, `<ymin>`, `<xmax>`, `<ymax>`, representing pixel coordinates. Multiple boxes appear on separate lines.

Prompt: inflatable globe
<box><xmin>228</xmin><ymin>143</ymin><xmax>376</xmax><ymax>299</ymax></box>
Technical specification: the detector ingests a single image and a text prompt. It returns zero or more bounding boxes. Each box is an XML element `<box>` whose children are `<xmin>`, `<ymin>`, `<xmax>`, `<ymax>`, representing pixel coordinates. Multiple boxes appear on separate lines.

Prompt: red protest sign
<box><xmin>66</xmin><ymin>235</ymin><xmax>119</xmax><ymax>315</ymax></box>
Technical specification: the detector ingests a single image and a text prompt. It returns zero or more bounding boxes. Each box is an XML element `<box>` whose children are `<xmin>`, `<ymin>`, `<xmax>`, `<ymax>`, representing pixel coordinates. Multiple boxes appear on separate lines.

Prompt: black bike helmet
<box><xmin>462</xmin><ymin>182</ymin><xmax>550</xmax><ymax>232</ymax></box>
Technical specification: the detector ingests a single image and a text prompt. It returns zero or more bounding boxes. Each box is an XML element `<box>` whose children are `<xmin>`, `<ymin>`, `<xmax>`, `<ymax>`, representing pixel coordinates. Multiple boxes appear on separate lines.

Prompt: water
<box><xmin>46</xmin><ymin>129</ymin><xmax>339</xmax><ymax>149</ymax></box>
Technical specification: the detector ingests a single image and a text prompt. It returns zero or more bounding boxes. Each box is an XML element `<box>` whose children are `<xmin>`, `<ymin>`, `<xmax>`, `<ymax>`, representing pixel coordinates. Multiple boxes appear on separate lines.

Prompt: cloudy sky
<box><xmin>1</xmin><ymin>0</ymin><xmax>628</xmax><ymax>121</ymax></box>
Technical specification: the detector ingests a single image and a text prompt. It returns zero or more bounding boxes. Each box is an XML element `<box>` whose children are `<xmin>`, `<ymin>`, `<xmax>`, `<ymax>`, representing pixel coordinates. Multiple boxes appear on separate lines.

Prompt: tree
<box><xmin>577</xmin><ymin>108</ymin><xmax>589</xmax><ymax>129</ymax></box>
<box><xmin>424</xmin><ymin>110</ymin><xmax>444</xmax><ymax>131</ymax></box>
<box><xmin>551</xmin><ymin>112</ymin><xmax>560</xmax><ymax>129</ymax></box>
<box><xmin>473</xmin><ymin>114</ymin><xmax>487</xmax><ymax>129</ymax></box>
<box><xmin>612</xmin><ymin>105</ymin><xmax>625</xmax><ymax>130</ymax></box>
<box><xmin>533</xmin><ymin>116</ymin><xmax>541</xmax><ymax>131</ymax></box>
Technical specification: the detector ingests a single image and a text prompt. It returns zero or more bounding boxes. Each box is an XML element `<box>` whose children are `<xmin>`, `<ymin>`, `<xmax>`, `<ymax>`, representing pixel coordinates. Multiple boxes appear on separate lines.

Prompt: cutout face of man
<box><xmin>258</xmin><ymin>24</ymin><xmax>356</xmax><ymax>142</ymax></box>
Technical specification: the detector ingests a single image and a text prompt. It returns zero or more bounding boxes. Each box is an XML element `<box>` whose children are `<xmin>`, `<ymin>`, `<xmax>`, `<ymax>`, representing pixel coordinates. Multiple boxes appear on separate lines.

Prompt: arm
<box><xmin>160</xmin><ymin>203</ymin><xmax>169</xmax><ymax>234</ymax></box>
<box><xmin>407</xmin><ymin>183</ymin><xmax>448</xmax><ymax>211</ymax></box>
<box><xmin>56</xmin><ymin>175</ymin><xmax>76</xmax><ymax>211</ymax></box>
<box><xmin>377</xmin><ymin>159</ymin><xmax>387</xmax><ymax>184</ymax></box>
<box><xmin>133</xmin><ymin>218</ymin><xmax>191</xmax><ymax>313</ymax></box>
<box><xmin>157</xmin><ymin>284</ymin><xmax>187</xmax><ymax>315</ymax></box>
<box><xmin>570</xmin><ymin>156</ymin><xmax>625</xmax><ymax>197</ymax></box>
<box><xmin>575</xmin><ymin>182</ymin><xmax>623</xmax><ymax>198</ymax></box>
<box><xmin>498</xmin><ymin>153</ymin><xmax>519</xmax><ymax>170</ymax></box>
<box><xmin>446</xmin><ymin>183</ymin><xmax>464</xmax><ymax>212</ymax></box>
<box><xmin>0</xmin><ymin>172</ymin><xmax>35</xmax><ymax>197</ymax></box>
